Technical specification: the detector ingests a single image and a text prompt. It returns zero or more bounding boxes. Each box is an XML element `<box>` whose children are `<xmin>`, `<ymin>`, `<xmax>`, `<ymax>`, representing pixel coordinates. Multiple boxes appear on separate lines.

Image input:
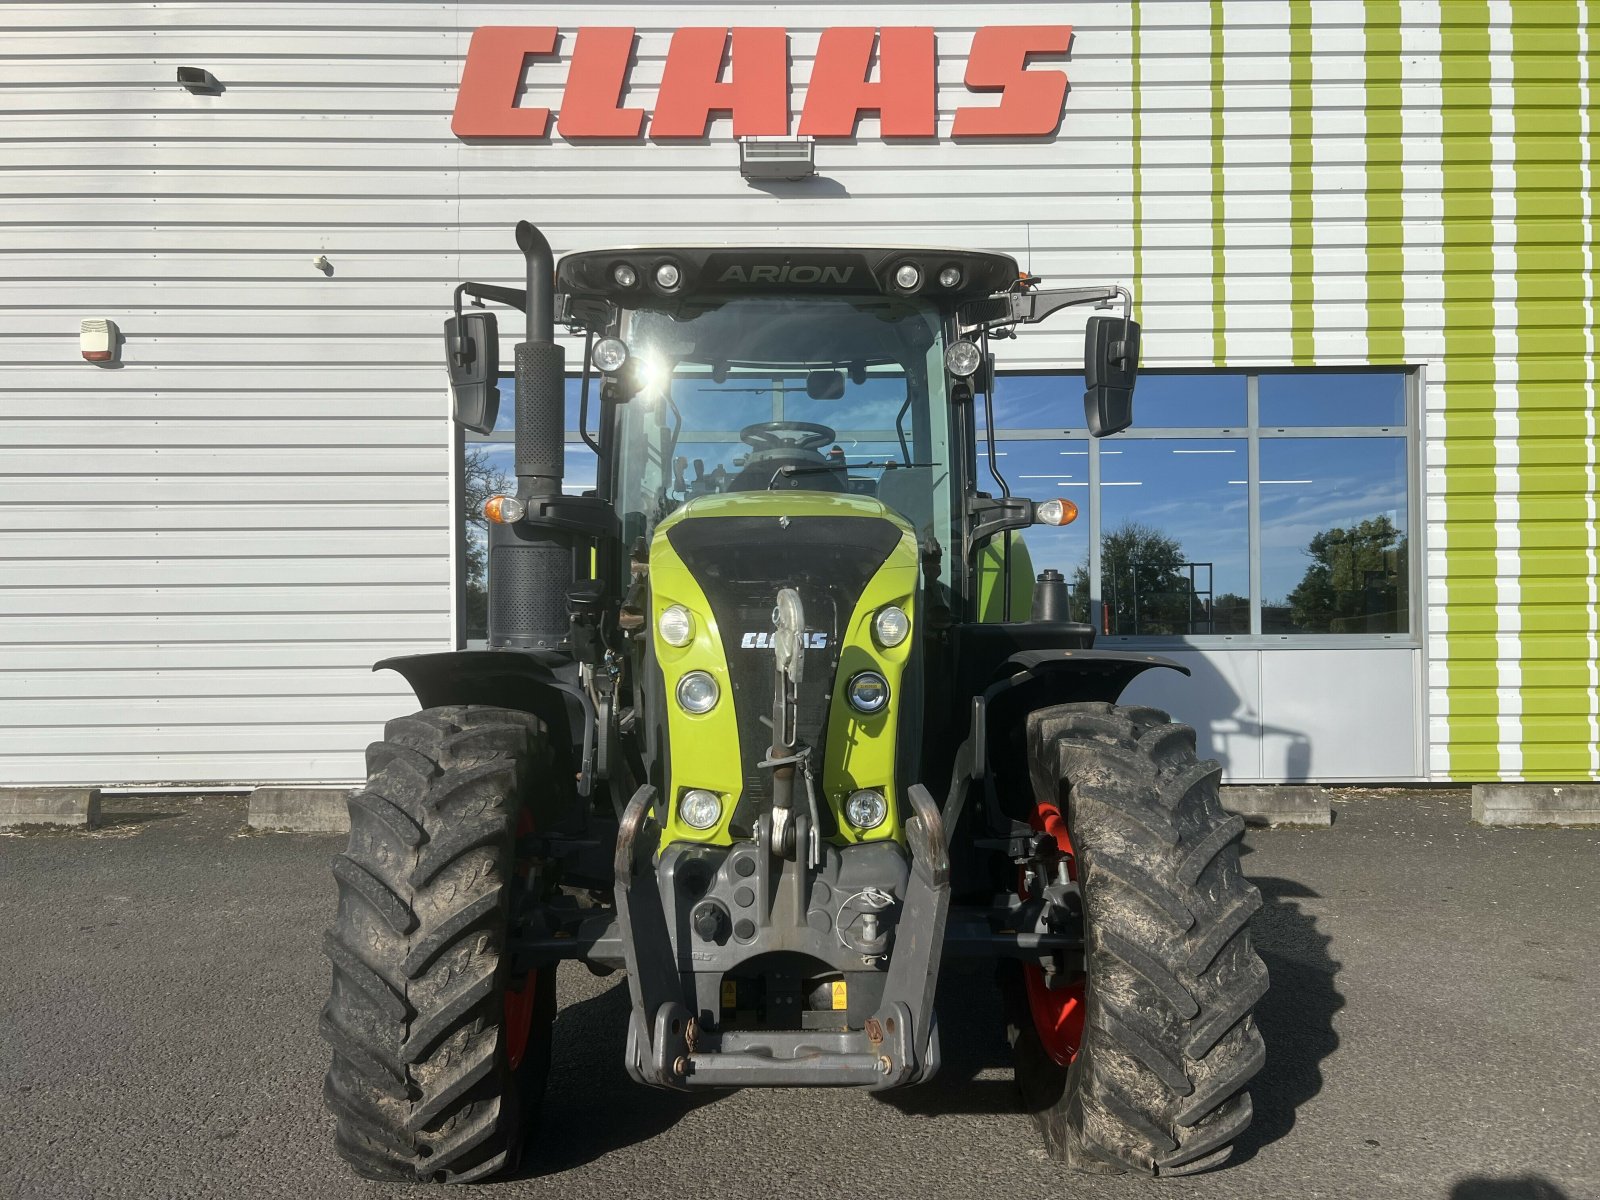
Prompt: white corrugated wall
<box><xmin>0</xmin><ymin>2</ymin><xmax>1132</xmax><ymax>785</ymax></box>
<box><xmin>2</xmin><ymin>2</ymin><xmax>1594</xmax><ymax>785</ymax></box>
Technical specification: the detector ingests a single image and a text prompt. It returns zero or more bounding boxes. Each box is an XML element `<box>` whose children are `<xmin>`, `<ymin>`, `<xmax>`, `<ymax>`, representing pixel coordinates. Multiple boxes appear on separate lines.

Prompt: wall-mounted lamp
<box><xmin>81</xmin><ymin>318</ymin><xmax>119</xmax><ymax>364</ymax></box>
<box><xmin>176</xmin><ymin>67</ymin><xmax>223</xmax><ymax>95</ymax></box>
<box><xmin>739</xmin><ymin>138</ymin><xmax>816</xmax><ymax>182</ymax></box>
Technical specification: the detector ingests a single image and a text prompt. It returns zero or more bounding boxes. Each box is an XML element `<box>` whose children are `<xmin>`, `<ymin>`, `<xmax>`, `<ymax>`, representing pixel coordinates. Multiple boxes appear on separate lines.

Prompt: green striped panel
<box><xmin>1438</xmin><ymin>3</ymin><xmax>1498</xmax><ymax>779</ymax></box>
<box><xmin>1511</xmin><ymin>1</ymin><xmax>1592</xmax><ymax>778</ymax></box>
<box><xmin>1288</xmin><ymin>0</ymin><xmax>1315</xmax><ymax>363</ymax></box>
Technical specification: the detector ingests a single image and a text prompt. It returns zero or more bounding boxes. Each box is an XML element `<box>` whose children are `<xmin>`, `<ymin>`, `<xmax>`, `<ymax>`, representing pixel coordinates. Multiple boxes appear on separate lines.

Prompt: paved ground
<box><xmin>0</xmin><ymin>790</ymin><xmax>1595</xmax><ymax>1200</ymax></box>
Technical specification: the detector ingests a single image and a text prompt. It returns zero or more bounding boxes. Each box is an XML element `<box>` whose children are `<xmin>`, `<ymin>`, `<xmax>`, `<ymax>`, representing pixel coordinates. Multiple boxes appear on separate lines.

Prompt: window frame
<box><xmin>984</xmin><ymin>366</ymin><xmax>1420</xmax><ymax>649</ymax></box>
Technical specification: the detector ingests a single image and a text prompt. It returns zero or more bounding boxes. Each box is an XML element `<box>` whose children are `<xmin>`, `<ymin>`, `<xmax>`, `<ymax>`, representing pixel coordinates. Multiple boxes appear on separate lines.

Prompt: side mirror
<box><xmin>1083</xmin><ymin>314</ymin><xmax>1140</xmax><ymax>437</ymax></box>
<box><xmin>805</xmin><ymin>369</ymin><xmax>846</xmax><ymax>400</ymax></box>
<box><xmin>444</xmin><ymin>310</ymin><xmax>500</xmax><ymax>435</ymax></box>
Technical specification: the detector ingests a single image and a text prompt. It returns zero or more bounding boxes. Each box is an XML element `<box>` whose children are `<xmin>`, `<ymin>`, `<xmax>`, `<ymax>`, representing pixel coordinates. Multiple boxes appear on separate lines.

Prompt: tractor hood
<box><xmin>646</xmin><ymin>492</ymin><xmax>922</xmax><ymax>846</ymax></box>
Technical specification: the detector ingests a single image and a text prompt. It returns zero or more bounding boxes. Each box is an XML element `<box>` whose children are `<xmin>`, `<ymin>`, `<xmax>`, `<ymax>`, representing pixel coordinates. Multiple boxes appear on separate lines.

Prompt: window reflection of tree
<box><xmin>1075</xmin><ymin>522</ymin><xmax>1246</xmax><ymax>636</ymax></box>
<box><xmin>1270</xmin><ymin>515</ymin><xmax>1408</xmax><ymax>634</ymax></box>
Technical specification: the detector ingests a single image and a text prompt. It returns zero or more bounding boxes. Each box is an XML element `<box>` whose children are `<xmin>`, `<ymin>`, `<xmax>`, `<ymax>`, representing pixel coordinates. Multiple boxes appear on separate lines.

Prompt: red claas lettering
<box><xmin>451</xmin><ymin>25</ymin><xmax>1072</xmax><ymax>141</ymax></box>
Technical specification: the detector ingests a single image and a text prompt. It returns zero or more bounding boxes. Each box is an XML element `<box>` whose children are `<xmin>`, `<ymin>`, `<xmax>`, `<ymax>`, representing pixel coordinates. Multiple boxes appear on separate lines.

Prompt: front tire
<box><xmin>1005</xmin><ymin>702</ymin><xmax>1268</xmax><ymax>1176</ymax></box>
<box><xmin>320</xmin><ymin>706</ymin><xmax>557</xmax><ymax>1183</ymax></box>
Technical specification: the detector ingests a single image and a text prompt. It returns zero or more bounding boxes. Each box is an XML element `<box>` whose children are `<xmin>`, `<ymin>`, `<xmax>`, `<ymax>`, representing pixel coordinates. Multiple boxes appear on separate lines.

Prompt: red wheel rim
<box><xmin>1020</xmin><ymin>799</ymin><xmax>1085</xmax><ymax>1066</ymax></box>
<box><xmin>503</xmin><ymin>807</ymin><xmax>538</xmax><ymax>1072</ymax></box>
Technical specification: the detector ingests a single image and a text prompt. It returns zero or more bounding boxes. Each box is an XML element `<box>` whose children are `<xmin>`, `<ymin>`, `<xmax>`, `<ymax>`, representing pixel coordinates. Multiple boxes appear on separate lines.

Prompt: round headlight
<box><xmin>679</xmin><ymin>788</ymin><xmax>722</xmax><ymax>830</ymax></box>
<box><xmin>893</xmin><ymin>263</ymin><xmax>921</xmax><ymax>291</ymax></box>
<box><xmin>676</xmin><ymin>671</ymin><xmax>720</xmax><ymax>714</ymax></box>
<box><xmin>845</xmin><ymin>789</ymin><xmax>888</xmax><ymax>830</ymax></box>
<box><xmin>658</xmin><ymin>604</ymin><xmax>694</xmax><ymax>647</ymax></box>
<box><xmin>872</xmin><ymin>605</ymin><xmax>910</xmax><ymax>648</ymax></box>
<box><xmin>612</xmin><ymin>263</ymin><xmax>639</xmax><ymax>288</ymax></box>
<box><xmin>938</xmin><ymin>265</ymin><xmax>962</xmax><ymax>289</ymax></box>
<box><xmin>945</xmin><ymin>340</ymin><xmax>982</xmax><ymax>378</ymax></box>
<box><xmin>846</xmin><ymin>671</ymin><xmax>889</xmax><ymax>714</ymax></box>
<box><xmin>592</xmin><ymin>336</ymin><xmax>630</xmax><ymax>373</ymax></box>
<box><xmin>654</xmin><ymin>261</ymin><xmax>682</xmax><ymax>291</ymax></box>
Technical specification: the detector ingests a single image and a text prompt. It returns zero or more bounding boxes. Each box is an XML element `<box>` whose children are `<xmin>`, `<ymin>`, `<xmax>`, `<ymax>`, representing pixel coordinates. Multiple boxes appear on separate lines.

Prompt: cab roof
<box><xmin>556</xmin><ymin>245</ymin><xmax>1021</xmax><ymax>306</ymax></box>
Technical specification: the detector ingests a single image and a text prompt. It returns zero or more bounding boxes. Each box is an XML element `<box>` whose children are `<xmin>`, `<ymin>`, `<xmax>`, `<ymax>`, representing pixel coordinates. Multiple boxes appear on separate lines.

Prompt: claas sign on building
<box><xmin>452</xmin><ymin>26</ymin><xmax>1074</xmax><ymax>140</ymax></box>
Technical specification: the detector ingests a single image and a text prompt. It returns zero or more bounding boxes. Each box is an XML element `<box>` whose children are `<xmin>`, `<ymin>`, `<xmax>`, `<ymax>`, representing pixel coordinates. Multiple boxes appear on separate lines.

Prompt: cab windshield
<box><xmin>612</xmin><ymin>293</ymin><xmax>955</xmax><ymax>582</ymax></box>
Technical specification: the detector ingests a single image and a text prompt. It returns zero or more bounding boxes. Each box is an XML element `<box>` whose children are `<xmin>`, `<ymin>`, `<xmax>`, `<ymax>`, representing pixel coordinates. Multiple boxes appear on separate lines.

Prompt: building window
<box><xmin>981</xmin><ymin>368</ymin><xmax>1413</xmax><ymax>641</ymax></box>
<box><xmin>464</xmin><ymin>369</ymin><xmax>1414</xmax><ymax>645</ymax></box>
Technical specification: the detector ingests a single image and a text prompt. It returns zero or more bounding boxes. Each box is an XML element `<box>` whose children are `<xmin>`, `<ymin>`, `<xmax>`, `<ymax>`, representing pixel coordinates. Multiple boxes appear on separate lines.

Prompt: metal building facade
<box><xmin>0</xmin><ymin>2</ymin><xmax>1594</xmax><ymax>787</ymax></box>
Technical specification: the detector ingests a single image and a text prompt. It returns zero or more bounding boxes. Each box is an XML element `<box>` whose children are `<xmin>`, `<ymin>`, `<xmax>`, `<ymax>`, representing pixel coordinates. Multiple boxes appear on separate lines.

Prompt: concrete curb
<box><xmin>1472</xmin><ymin>783</ymin><xmax>1600</xmax><ymax>827</ymax></box>
<box><xmin>246</xmin><ymin>787</ymin><xmax>352</xmax><ymax>833</ymax></box>
<box><xmin>1221</xmin><ymin>785</ymin><xmax>1333</xmax><ymax>827</ymax></box>
<box><xmin>0</xmin><ymin>788</ymin><xmax>102</xmax><ymax>829</ymax></box>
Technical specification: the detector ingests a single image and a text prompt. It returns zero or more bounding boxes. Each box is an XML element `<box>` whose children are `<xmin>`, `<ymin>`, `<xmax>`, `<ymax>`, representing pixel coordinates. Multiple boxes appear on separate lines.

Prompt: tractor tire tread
<box><xmin>1011</xmin><ymin>701</ymin><xmax>1268</xmax><ymax>1178</ymax></box>
<box><xmin>321</xmin><ymin>705</ymin><xmax>556</xmax><ymax>1184</ymax></box>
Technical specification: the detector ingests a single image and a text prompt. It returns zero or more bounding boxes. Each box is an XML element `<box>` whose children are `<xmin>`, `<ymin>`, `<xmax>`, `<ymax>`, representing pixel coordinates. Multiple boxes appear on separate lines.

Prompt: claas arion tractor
<box><xmin>319</xmin><ymin>222</ymin><xmax>1267</xmax><ymax>1182</ymax></box>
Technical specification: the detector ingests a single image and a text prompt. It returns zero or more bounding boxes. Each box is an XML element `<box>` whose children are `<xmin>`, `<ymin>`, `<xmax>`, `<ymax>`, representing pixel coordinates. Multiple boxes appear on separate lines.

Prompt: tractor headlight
<box><xmin>944</xmin><ymin>340</ymin><xmax>982</xmax><ymax>378</ymax></box>
<box><xmin>676</xmin><ymin>671</ymin><xmax>720</xmax><ymax>714</ymax></box>
<box><xmin>679</xmin><ymin>789</ymin><xmax>723</xmax><ymax>830</ymax></box>
<box><xmin>845</xmin><ymin>789</ymin><xmax>888</xmax><ymax>830</ymax></box>
<box><xmin>592</xmin><ymin>336</ymin><xmax>630</xmax><ymax>373</ymax></box>
<box><xmin>846</xmin><ymin>671</ymin><xmax>889</xmax><ymax>714</ymax></box>
<box><xmin>612</xmin><ymin>263</ymin><xmax>639</xmax><ymax>288</ymax></box>
<box><xmin>654</xmin><ymin>261</ymin><xmax>682</xmax><ymax>291</ymax></box>
<box><xmin>658</xmin><ymin>604</ymin><xmax>694</xmax><ymax>646</ymax></box>
<box><xmin>938</xmin><ymin>265</ymin><xmax>963</xmax><ymax>289</ymax></box>
<box><xmin>893</xmin><ymin>262</ymin><xmax>922</xmax><ymax>291</ymax></box>
<box><xmin>872</xmin><ymin>605</ymin><xmax>910</xmax><ymax>648</ymax></box>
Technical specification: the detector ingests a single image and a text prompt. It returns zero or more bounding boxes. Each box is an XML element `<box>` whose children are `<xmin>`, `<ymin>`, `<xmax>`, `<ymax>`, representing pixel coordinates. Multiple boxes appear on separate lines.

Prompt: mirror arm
<box><xmin>965</xmin><ymin>285</ymin><xmax>1136</xmax><ymax>364</ymax></box>
<box><xmin>454</xmin><ymin>281</ymin><xmax>528</xmax><ymax>319</ymax></box>
<box><xmin>966</xmin><ymin>494</ymin><xmax>1035</xmax><ymax>550</ymax></box>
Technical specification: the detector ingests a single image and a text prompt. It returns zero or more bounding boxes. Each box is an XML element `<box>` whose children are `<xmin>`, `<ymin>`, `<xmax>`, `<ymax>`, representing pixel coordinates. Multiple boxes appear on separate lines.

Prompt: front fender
<box><xmin>974</xmin><ymin>649</ymin><xmax>1190</xmax><ymax>782</ymax></box>
<box><xmin>375</xmin><ymin>649</ymin><xmax>597</xmax><ymax>796</ymax></box>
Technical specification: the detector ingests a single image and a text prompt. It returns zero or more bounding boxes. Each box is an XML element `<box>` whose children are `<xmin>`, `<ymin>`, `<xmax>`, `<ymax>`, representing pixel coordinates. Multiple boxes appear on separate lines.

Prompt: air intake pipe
<box><xmin>488</xmin><ymin>221</ymin><xmax>573</xmax><ymax>652</ymax></box>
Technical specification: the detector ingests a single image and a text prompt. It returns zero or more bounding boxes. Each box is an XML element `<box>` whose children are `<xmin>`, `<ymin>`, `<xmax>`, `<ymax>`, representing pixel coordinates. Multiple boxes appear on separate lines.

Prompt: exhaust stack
<box><xmin>512</xmin><ymin>220</ymin><xmax>564</xmax><ymax>499</ymax></box>
<box><xmin>488</xmin><ymin>221</ymin><xmax>573</xmax><ymax>651</ymax></box>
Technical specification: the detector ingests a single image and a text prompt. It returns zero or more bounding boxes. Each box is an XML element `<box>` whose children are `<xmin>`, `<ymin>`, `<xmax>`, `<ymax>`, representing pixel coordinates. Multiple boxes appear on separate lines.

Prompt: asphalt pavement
<box><xmin>0</xmin><ymin>789</ymin><xmax>1595</xmax><ymax>1200</ymax></box>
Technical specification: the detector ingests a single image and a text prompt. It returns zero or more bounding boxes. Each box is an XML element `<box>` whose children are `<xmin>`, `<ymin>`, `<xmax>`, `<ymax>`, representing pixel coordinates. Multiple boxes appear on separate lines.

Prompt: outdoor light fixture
<box><xmin>176</xmin><ymin>67</ymin><xmax>222</xmax><ymax>94</ymax></box>
<box><xmin>739</xmin><ymin>138</ymin><xmax>816</xmax><ymax>182</ymax></box>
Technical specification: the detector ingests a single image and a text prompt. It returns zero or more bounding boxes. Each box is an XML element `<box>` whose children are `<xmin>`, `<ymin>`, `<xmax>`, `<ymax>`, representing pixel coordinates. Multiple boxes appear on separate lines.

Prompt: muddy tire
<box><xmin>320</xmin><ymin>706</ymin><xmax>558</xmax><ymax>1183</ymax></box>
<box><xmin>1005</xmin><ymin>701</ymin><xmax>1268</xmax><ymax>1176</ymax></box>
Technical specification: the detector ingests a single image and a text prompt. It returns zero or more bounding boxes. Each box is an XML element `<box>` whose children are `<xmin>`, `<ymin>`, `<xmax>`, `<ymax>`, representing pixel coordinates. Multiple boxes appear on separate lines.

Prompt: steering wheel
<box><xmin>739</xmin><ymin>421</ymin><xmax>838</xmax><ymax>452</ymax></box>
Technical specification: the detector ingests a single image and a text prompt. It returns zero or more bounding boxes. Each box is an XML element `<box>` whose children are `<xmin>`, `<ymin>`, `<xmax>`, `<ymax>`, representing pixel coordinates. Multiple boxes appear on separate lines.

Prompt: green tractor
<box><xmin>319</xmin><ymin>222</ymin><xmax>1267</xmax><ymax>1182</ymax></box>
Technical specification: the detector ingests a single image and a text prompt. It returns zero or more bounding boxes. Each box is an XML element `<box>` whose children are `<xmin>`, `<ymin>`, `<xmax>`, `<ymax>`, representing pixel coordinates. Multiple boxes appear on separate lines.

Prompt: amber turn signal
<box><xmin>483</xmin><ymin>494</ymin><xmax>526</xmax><ymax>524</ymax></box>
<box><xmin>1033</xmin><ymin>498</ymin><xmax>1078</xmax><ymax>526</ymax></box>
